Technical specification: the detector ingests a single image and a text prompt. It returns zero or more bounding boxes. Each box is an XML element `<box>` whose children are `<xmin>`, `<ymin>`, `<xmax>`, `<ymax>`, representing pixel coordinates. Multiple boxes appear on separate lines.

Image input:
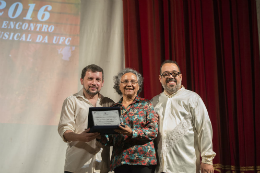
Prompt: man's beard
<box><xmin>162</xmin><ymin>78</ymin><xmax>181</xmax><ymax>95</ymax></box>
<box><xmin>84</xmin><ymin>86</ymin><xmax>99</xmax><ymax>96</ymax></box>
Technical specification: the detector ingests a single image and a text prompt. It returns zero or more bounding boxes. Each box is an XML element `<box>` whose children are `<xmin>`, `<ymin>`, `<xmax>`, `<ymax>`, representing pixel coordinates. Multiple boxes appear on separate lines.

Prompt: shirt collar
<box><xmin>113</xmin><ymin>95</ymin><xmax>141</xmax><ymax>106</ymax></box>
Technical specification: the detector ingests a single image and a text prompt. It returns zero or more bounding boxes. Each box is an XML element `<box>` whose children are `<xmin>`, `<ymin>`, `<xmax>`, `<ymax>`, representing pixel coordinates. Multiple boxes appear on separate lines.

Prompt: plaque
<box><xmin>87</xmin><ymin>107</ymin><xmax>122</xmax><ymax>134</ymax></box>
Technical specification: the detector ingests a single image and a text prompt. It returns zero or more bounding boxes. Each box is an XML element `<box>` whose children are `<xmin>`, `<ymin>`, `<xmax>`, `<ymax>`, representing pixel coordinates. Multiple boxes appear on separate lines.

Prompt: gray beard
<box><xmin>163</xmin><ymin>83</ymin><xmax>181</xmax><ymax>95</ymax></box>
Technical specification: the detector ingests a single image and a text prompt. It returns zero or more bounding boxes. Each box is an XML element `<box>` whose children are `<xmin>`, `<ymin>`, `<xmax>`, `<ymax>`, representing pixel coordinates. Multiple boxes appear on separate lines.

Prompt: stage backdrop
<box><xmin>123</xmin><ymin>0</ymin><xmax>260</xmax><ymax>172</ymax></box>
<box><xmin>0</xmin><ymin>0</ymin><xmax>123</xmax><ymax>172</ymax></box>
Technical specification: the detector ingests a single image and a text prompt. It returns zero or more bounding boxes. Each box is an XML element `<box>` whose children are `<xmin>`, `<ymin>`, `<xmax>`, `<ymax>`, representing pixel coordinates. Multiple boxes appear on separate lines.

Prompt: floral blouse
<box><xmin>99</xmin><ymin>96</ymin><xmax>158</xmax><ymax>171</ymax></box>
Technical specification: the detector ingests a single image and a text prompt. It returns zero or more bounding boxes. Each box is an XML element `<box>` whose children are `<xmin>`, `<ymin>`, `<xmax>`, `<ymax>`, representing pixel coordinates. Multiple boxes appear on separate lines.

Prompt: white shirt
<box><xmin>151</xmin><ymin>87</ymin><xmax>216</xmax><ymax>173</ymax></box>
<box><xmin>58</xmin><ymin>89</ymin><xmax>114</xmax><ymax>173</ymax></box>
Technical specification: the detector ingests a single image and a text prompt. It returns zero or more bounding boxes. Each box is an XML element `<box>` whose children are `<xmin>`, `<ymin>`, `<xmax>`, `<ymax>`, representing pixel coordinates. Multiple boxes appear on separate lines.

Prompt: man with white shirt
<box><xmin>58</xmin><ymin>64</ymin><xmax>114</xmax><ymax>173</ymax></box>
<box><xmin>151</xmin><ymin>60</ymin><xmax>216</xmax><ymax>173</ymax></box>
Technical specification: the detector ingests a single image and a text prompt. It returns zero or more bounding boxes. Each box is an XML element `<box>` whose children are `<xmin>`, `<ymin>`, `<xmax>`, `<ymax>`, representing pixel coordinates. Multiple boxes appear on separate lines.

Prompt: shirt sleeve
<box><xmin>57</xmin><ymin>97</ymin><xmax>76</xmax><ymax>142</ymax></box>
<box><xmin>191</xmin><ymin>96</ymin><xmax>216</xmax><ymax>165</ymax></box>
<box><xmin>132</xmin><ymin>102</ymin><xmax>158</xmax><ymax>140</ymax></box>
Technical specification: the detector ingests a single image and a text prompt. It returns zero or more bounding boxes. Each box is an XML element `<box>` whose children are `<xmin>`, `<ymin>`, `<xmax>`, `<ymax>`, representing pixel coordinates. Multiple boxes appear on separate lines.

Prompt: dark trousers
<box><xmin>64</xmin><ymin>171</ymin><xmax>72</xmax><ymax>173</ymax></box>
<box><xmin>114</xmin><ymin>165</ymin><xmax>155</xmax><ymax>173</ymax></box>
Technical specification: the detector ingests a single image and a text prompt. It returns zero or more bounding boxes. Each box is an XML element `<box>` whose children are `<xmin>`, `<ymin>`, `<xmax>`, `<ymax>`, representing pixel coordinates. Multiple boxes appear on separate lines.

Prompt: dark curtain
<box><xmin>123</xmin><ymin>0</ymin><xmax>260</xmax><ymax>172</ymax></box>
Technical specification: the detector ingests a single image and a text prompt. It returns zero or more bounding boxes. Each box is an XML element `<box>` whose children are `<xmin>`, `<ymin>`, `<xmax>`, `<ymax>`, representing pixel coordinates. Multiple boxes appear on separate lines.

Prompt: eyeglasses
<box><xmin>161</xmin><ymin>71</ymin><xmax>181</xmax><ymax>77</ymax></box>
<box><xmin>120</xmin><ymin>80</ymin><xmax>138</xmax><ymax>85</ymax></box>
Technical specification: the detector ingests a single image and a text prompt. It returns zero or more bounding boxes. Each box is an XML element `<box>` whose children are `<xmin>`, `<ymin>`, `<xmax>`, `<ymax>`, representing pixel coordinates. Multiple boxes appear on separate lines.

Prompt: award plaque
<box><xmin>87</xmin><ymin>107</ymin><xmax>122</xmax><ymax>134</ymax></box>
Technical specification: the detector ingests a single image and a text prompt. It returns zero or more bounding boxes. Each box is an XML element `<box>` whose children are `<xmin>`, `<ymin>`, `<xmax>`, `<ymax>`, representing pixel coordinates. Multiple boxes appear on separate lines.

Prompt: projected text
<box><xmin>0</xmin><ymin>1</ymin><xmax>73</xmax><ymax>45</ymax></box>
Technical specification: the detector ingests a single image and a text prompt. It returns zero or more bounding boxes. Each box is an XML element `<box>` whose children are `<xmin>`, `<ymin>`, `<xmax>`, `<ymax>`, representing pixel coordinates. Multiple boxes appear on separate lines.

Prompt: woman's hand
<box><xmin>114</xmin><ymin>124</ymin><xmax>133</xmax><ymax>136</ymax></box>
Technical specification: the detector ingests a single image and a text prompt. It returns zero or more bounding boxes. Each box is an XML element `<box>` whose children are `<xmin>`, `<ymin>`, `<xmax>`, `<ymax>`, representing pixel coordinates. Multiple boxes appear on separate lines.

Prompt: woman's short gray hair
<box><xmin>113</xmin><ymin>68</ymin><xmax>143</xmax><ymax>95</ymax></box>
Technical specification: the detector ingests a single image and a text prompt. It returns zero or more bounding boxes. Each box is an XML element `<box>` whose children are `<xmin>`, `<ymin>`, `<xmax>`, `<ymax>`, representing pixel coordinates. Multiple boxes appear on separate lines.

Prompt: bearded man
<box><xmin>58</xmin><ymin>64</ymin><xmax>114</xmax><ymax>173</ymax></box>
<box><xmin>151</xmin><ymin>60</ymin><xmax>216</xmax><ymax>173</ymax></box>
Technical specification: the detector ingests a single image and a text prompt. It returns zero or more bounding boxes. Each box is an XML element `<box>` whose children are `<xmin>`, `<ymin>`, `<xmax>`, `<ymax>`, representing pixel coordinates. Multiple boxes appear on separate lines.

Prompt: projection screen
<box><xmin>0</xmin><ymin>0</ymin><xmax>123</xmax><ymax>172</ymax></box>
<box><xmin>0</xmin><ymin>0</ymin><xmax>80</xmax><ymax>125</ymax></box>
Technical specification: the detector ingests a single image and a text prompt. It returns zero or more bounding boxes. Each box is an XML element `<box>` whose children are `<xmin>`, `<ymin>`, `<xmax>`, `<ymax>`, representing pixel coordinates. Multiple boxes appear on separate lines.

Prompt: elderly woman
<box><xmin>98</xmin><ymin>68</ymin><xmax>158</xmax><ymax>173</ymax></box>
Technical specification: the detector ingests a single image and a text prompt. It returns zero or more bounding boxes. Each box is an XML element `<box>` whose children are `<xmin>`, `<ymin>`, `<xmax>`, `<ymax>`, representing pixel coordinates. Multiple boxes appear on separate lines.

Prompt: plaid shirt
<box><xmin>99</xmin><ymin>96</ymin><xmax>158</xmax><ymax>171</ymax></box>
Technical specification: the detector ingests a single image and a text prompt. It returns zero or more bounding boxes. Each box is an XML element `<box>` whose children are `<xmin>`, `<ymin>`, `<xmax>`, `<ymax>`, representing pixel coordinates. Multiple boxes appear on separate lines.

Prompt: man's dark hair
<box><xmin>81</xmin><ymin>64</ymin><xmax>104</xmax><ymax>80</ymax></box>
<box><xmin>160</xmin><ymin>60</ymin><xmax>181</xmax><ymax>74</ymax></box>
